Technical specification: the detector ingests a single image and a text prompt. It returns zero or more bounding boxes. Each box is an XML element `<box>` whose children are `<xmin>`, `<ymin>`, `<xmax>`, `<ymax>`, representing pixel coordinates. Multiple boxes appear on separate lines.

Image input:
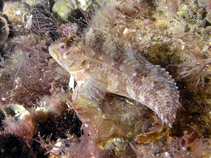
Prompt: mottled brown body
<box><xmin>49</xmin><ymin>29</ymin><xmax>180</xmax><ymax>128</ymax></box>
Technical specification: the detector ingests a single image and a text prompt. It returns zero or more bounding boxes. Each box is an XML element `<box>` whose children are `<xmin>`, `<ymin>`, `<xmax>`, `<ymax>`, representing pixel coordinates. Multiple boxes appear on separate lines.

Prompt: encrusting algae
<box><xmin>1</xmin><ymin>0</ymin><xmax>211</xmax><ymax>157</ymax></box>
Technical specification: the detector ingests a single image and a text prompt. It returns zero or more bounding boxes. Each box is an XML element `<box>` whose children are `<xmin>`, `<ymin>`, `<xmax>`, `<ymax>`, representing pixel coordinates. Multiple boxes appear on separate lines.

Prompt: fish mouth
<box><xmin>49</xmin><ymin>46</ymin><xmax>58</xmax><ymax>60</ymax></box>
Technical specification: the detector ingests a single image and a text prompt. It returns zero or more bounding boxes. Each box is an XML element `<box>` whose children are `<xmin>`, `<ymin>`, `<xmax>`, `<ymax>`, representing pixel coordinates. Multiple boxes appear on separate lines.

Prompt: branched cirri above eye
<box><xmin>59</xmin><ymin>43</ymin><xmax>68</xmax><ymax>52</ymax></box>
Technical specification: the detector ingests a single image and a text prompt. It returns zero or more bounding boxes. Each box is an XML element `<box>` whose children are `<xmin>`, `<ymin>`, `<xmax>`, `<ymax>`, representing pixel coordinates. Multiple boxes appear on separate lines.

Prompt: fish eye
<box><xmin>59</xmin><ymin>43</ymin><xmax>68</xmax><ymax>52</ymax></box>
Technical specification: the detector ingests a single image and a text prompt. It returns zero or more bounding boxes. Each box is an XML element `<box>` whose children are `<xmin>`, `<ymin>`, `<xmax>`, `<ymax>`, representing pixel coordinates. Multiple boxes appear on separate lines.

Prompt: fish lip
<box><xmin>48</xmin><ymin>46</ymin><xmax>53</xmax><ymax>56</ymax></box>
<box><xmin>49</xmin><ymin>46</ymin><xmax>58</xmax><ymax>60</ymax></box>
<box><xmin>48</xmin><ymin>46</ymin><xmax>53</xmax><ymax>55</ymax></box>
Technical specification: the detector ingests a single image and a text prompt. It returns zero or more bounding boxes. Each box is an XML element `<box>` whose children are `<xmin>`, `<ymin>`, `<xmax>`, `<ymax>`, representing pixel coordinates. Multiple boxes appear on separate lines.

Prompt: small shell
<box><xmin>0</xmin><ymin>15</ymin><xmax>9</xmax><ymax>45</ymax></box>
<box><xmin>4</xmin><ymin>104</ymin><xmax>30</xmax><ymax>120</ymax></box>
<box><xmin>3</xmin><ymin>2</ymin><xmax>32</xmax><ymax>33</ymax></box>
<box><xmin>206</xmin><ymin>11</ymin><xmax>211</xmax><ymax>24</ymax></box>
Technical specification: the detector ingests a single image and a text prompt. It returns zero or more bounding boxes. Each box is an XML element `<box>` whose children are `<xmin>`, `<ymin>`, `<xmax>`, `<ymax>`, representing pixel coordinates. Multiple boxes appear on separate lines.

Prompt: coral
<box><xmin>40</xmin><ymin>133</ymin><xmax>111</xmax><ymax>158</ymax></box>
<box><xmin>39</xmin><ymin>87</ymin><xmax>71</xmax><ymax>116</ymax></box>
<box><xmin>168</xmin><ymin>131</ymin><xmax>211</xmax><ymax>158</ymax></box>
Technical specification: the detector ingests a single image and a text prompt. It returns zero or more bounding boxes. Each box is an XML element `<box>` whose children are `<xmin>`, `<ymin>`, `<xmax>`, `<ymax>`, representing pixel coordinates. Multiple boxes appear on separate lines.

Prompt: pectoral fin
<box><xmin>72</xmin><ymin>77</ymin><xmax>108</xmax><ymax>101</ymax></box>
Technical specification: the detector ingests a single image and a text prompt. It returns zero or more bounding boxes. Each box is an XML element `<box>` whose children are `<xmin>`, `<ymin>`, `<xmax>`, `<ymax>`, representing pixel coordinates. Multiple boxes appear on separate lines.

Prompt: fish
<box><xmin>49</xmin><ymin>28</ymin><xmax>180</xmax><ymax>128</ymax></box>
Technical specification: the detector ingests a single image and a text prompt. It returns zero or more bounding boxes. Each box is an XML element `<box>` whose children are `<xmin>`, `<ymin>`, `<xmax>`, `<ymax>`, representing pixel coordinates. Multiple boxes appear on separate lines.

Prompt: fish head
<box><xmin>49</xmin><ymin>38</ymin><xmax>85</xmax><ymax>73</ymax></box>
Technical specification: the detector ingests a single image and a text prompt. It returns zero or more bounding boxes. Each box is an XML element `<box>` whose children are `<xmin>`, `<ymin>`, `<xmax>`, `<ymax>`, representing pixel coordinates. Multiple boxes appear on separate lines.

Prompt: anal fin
<box><xmin>135</xmin><ymin>126</ymin><xmax>169</xmax><ymax>143</ymax></box>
